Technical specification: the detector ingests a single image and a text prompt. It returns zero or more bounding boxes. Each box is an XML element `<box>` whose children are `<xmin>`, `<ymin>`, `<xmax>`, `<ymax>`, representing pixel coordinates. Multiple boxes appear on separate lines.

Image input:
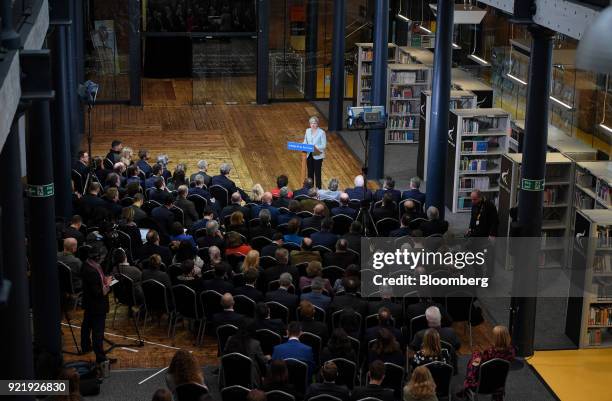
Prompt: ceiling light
<box><xmin>467</xmin><ymin>54</ymin><xmax>490</xmax><ymax>66</ymax></box>
<box><xmin>452</xmin><ymin>43</ymin><xmax>461</xmax><ymax>50</ymax></box>
<box><xmin>418</xmin><ymin>25</ymin><xmax>432</xmax><ymax>34</ymax></box>
<box><xmin>599</xmin><ymin>123</ymin><xmax>612</xmax><ymax>134</ymax></box>
<box><xmin>549</xmin><ymin>95</ymin><xmax>574</xmax><ymax>110</ymax></box>
<box><xmin>506</xmin><ymin>73</ymin><xmax>527</xmax><ymax>86</ymax></box>
<box><xmin>397</xmin><ymin>13</ymin><xmax>411</xmax><ymax>23</ymax></box>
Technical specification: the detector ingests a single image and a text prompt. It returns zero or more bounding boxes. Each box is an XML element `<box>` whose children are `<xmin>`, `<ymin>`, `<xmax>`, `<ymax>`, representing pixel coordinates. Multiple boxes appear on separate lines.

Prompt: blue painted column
<box><xmin>425</xmin><ymin>0</ymin><xmax>453</xmax><ymax>219</ymax></box>
<box><xmin>305</xmin><ymin>0</ymin><xmax>319</xmax><ymax>100</ymax></box>
<box><xmin>367</xmin><ymin>0</ymin><xmax>389</xmax><ymax>180</ymax></box>
<box><xmin>511</xmin><ymin>26</ymin><xmax>554</xmax><ymax>357</ymax></box>
<box><xmin>329</xmin><ymin>0</ymin><xmax>346</xmax><ymax>132</ymax></box>
<box><xmin>257</xmin><ymin>0</ymin><xmax>270</xmax><ymax>104</ymax></box>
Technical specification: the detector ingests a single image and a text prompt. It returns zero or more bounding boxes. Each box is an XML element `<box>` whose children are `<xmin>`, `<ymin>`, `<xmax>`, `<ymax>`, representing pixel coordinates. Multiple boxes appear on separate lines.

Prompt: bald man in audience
<box><xmin>331</xmin><ymin>193</ymin><xmax>357</xmax><ymax>219</ymax></box>
<box><xmin>57</xmin><ymin>238</ymin><xmax>83</xmax><ymax>291</ymax></box>
<box><xmin>212</xmin><ymin>293</ymin><xmax>245</xmax><ymax>328</ymax></box>
<box><xmin>302</xmin><ymin>203</ymin><xmax>326</xmax><ymax>231</ymax></box>
<box><xmin>253</xmin><ymin>192</ymin><xmax>279</xmax><ymax>225</ymax></box>
<box><xmin>289</xmin><ymin>237</ymin><xmax>322</xmax><ymax>265</ymax></box>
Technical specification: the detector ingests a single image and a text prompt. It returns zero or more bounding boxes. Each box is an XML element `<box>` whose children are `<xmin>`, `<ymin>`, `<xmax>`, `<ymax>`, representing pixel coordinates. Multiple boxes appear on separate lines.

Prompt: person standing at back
<box><xmin>303</xmin><ymin>116</ymin><xmax>326</xmax><ymax>189</ymax></box>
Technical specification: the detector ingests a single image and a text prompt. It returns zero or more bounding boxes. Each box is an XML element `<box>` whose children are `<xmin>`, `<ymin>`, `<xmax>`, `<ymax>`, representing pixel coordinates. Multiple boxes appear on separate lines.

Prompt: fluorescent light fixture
<box><xmin>397</xmin><ymin>13</ymin><xmax>411</xmax><ymax>23</ymax></box>
<box><xmin>467</xmin><ymin>54</ymin><xmax>491</xmax><ymax>66</ymax></box>
<box><xmin>599</xmin><ymin>123</ymin><xmax>612</xmax><ymax>134</ymax></box>
<box><xmin>506</xmin><ymin>73</ymin><xmax>527</xmax><ymax>86</ymax></box>
<box><xmin>418</xmin><ymin>25</ymin><xmax>432</xmax><ymax>34</ymax></box>
<box><xmin>452</xmin><ymin>43</ymin><xmax>461</xmax><ymax>49</ymax></box>
<box><xmin>549</xmin><ymin>95</ymin><xmax>574</xmax><ymax>110</ymax></box>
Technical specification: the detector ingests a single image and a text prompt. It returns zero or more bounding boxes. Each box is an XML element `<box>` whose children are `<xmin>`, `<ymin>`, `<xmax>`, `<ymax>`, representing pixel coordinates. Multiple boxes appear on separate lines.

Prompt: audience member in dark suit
<box><xmin>372</xmin><ymin>192</ymin><xmax>398</xmax><ymax>222</ymax></box>
<box><xmin>341</xmin><ymin>221</ymin><xmax>362</xmax><ymax>254</ymax></box>
<box><xmin>367</xmin><ymin>287</ymin><xmax>404</xmax><ymax>326</ymax></box>
<box><xmin>233</xmin><ymin>268</ymin><xmax>263</xmax><ymax>302</ymax></box>
<box><xmin>211</xmin><ymin>163</ymin><xmax>251</xmax><ymax>202</ymax></box>
<box><xmin>331</xmin><ymin>193</ymin><xmax>358</xmax><ymax>219</ymax></box>
<box><xmin>277</xmin><ymin>200</ymin><xmax>302</xmax><ymax>225</ymax></box>
<box><xmin>262</xmin><ymin>360</ymin><xmax>298</xmax><ymax>398</ymax></box>
<box><xmin>304</xmin><ymin>360</ymin><xmax>350</xmax><ymax>401</ymax></box>
<box><xmin>189</xmin><ymin>160</ymin><xmax>212</xmax><ymax>186</ymax></box>
<box><xmin>221</xmin><ymin>192</ymin><xmax>251</xmax><ymax>221</ymax></box>
<box><xmin>129</xmin><ymin>194</ymin><xmax>148</xmax><ymax>223</ymax></box>
<box><xmin>102</xmin><ymin>187</ymin><xmax>123</xmax><ymax>218</ymax></box>
<box><xmin>261</xmin><ymin>232</ymin><xmax>284</xmax><ymax>258</ymax></box>
<box><xmin>148</xmin><ymin>177</ymin><xmax>171</xmax><ymax>204</ymax></box>
<box><xmin>145</xmin><ymin>164</ymin><xmax>164</xmax><ymax>189</ymax></box>
<box><xmin>298</xmin><ymin>300</ymin><xmax>329</xmax><ymax>344</ymax></box>
<box><xmin>136</xmin><ymin>149</ymin><xmax>152</xmax><ymax>177</ymax></box>
<box><xmin>250</xmin><ymin>209</ymin><xmax>276</xmax><ymax>239</ymax></box>
<box><xmin>389</xmin><ymin>213</ymin><xmax>413</xmax><ymax>238</ymax></box>
<box><xmin>81</xmin><ymin>182</ymin><xmax>107</xmax><ymax>223</ymax></box>
<box><xmin>272</xmin><ymin>187</ymin><xmax>291</xmax><ymax>208</ymax></box>
<box><xmin>73</xmin><ymin>150</ymin><xmax>90</xmax><ymax>178</ymax></box>
<box><xmin>252</xmin><ymin>192</ymin><xmax>280</xmax><ymax>226</ymax></box>
<box><xmin>320</xmin><ymin>328</ymin><xmax>358</xmax><ymax>365</ymax></box>
<box><xmin>62</xmin><ymin>215</ymin><xmax>86</xmax><ymax>247</ymax></box>
<box><xmin>212</xmin><ymin>293</ymin><xmax>245</xmax><ymax>328</ymax></box>
<box><xmin>400</xmin><ymin>199</ymin><xmax>427</xmax><ymax>225</ymax></box>
<box><xmin>373</xmin><ymin>176</ymin><xmax>401</xmax><ymax>204</ymax></box>
<box><xmin>188</xmin><ymin>173</ymin><xmax>211</xmax><ymax>201</ymax></box>
<box><xmin>141</xmin><ymin>254</ymin><xmax>173</xmax><ymax>291</ymax></box>
<box><xmin>401</xmin><ymin>176</ymin><xmax>427</xmax><ymax>209</ymax></box>
<box><xmin>223</xmin><ymin>325</ymin><xmax>267</xmax><ymax>387</ymax></box>
<box><xmin>365</xmin><ymin>307</ymin><xmax>403</xmax><ymax>344</ymax></box>
<box><xmin>300</xmin><ymin>277</ymin><xmax>331</xmax><ymax>310</ymax></box>
<box><xmin>350</xmin><ymin>360</ymin><xmax>395</xmax><ymax>401</ymax></box>
<box><xmin>420</xmin><ymin>206</ymin><xmax>449</xmax><ymax>237</ymax></box>
<box><xmin>202</xmin><ymin>264</ymin><xmax>234</xmax><ymax>295</ymax></box>
<box><xmin>271</xmin><ymin>322</ymin><xmax>315</xmax><ymax>378</ymax></box>
<box><xmin>136</xmin><ymin>230</ymin><xmax>173</xmax><ymax>266</ymax></box>
<box><xmin>196</xmin><ymin>220</ymin><xmax>225</xmax><ymax>252</ymax></box>
<box><xmin>344</xmin><ymin>174</ymin><xmax>372</xmax><ymax>201</ymax></box>
<box><xmin>151</xmin><ymin>195</ymin><xmax>175</xmax><ymax>236</ymax></box>
<box><xmin>261</xmin><ymin>248</ymin><xmax>299</xmax><ymax>289</ymax></box>
<box><xmin>328</xmin><ymin>277</ymin><xmax>368</xmax><ymax>318</ymax></box>
<box><xmin>293</xmin><ymin>177</ymin><xmax>314</xmax><ymax>198</ymax></box>
<box><xmin>301</xmin><ymin>203</ymin><xmax>326</xmax><ymax>231</ymax></box>
<box><xmin>265</xmin><ymin>273</ymin><xmax>298</xmax><ymax>316</ymax></box>
<box><xmin>409</xmin><ymin>306</ymin><xmax>461</xmax><ymax>352</ymax></box>
<box><xmin>289</xmin><ymin>237</ymin><xmax>322</xmax><ymax>266</ymax></box>
<box><xmin>323</xmin><ymin>239</ymin><xmax>358</xmax><ymax>269</ymax></box>
<box><xmin>368</xmin><ymin>327</ymin><xmax>406</xmax><ymax>367</ymax></box>
<box><xmin>253</xmin><ymin>302</ymin><xmax>286</xmax><ymax>336</ymax></box>
<box><xmin>174</xmin><ymin>185</ymin><xmax>199</xmax><ymax>228</ymax></box>
<box><xmin>57</xmin><ymin>237</ymin><xmax>83</xmax><ymax>291</ymax></box>
<box><xmin>310</xmin><ymin>218</ymin><xmax>338</xmax><ymax>249</ymax></box>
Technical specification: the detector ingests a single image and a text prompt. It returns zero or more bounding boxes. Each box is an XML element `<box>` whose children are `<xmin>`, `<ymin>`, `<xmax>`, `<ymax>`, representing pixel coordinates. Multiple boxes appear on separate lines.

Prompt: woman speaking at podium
<box><xmin>303</xmin><ymin>116</ymin><xmax>327</xmax><ymax>189</ymax></box>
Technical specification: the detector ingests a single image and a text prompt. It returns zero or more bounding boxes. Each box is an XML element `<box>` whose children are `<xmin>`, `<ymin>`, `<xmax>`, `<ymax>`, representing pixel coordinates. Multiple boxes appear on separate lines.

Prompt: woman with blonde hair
<box><xmin>411</xmin><ymin>328</ymin><xmax>451</xmax><ymax>368</ymax></box>
<box><xmin>458</xmin><ymin>325</ymin><xmax>514</xmax><ymax>400</ymax></box>
<box><xmin>403</xmin><ymin>366</ymin><xmax>437</xmax><ymax>401</ymax></box>
<box><xmin>241</xmin><ymin>249</ymin><xmax>260</xmax><ymax>273</ymax></box>
<box><xmin>121</xmin><ymin>147</ymin><xmax>134</xmax><ymax>166</ymax></box>
<box><xmin>251</xmin><ymin>183</ymin><xmax>265</xmax><ymax>203</ymax></box>
<box><xmin>166</xmin><ymin>349</ymin><xmax>207</xmax><ymax>393</ymax></box>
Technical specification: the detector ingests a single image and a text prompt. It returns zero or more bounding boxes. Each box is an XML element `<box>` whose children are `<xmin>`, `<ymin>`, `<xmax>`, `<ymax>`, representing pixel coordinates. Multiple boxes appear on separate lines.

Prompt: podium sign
<box><xmin>287</xmin><ymin>142</ymin><xmax>314</xmax><ymax>152</ymax></box>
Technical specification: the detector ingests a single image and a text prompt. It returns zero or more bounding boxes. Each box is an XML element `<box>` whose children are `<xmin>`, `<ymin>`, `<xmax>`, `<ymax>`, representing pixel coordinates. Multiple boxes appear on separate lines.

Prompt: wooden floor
<box><xmin>87</xmin><ymin>79</ymin><xmax>363</xmax><ymax>191</ymax></box>
<box><xmin>528</xmin><ymin>348</ymin><xmax>612</xmax><ymax>401</ymax></box>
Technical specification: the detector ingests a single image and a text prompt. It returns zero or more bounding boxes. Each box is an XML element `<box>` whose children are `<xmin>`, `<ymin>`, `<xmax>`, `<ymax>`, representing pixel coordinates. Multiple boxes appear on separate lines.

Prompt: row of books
<box><xmin>587</xmin><ymin>328</ymin><xmax>606</xmax><ymax>345</ymax></box>
<box><xmin>461</xmin><ymin>141</ymin><xmax>489</xmax><ymax>153</ymax></box>
<box><xmin>388</xmin><ymin>116</ymin><xmax>418</xmax><ymax>129</ymax></box>
<box><xmin>543</xmin><ymin>188</ymin><xmax>564</xmax><ymax>205</ymax></box>
<box><xmin>575</xmin><ymin>192</ymin><xmax>595</xmax><ymax>209</ymax></box>
<box><xmin>575</xmin><ymin>171</ymin><xmax>596</xmax><ymax>188</ymax></box>
<box><xmin>596</xmin><ymin>182</ymin><xmax>610</xmax><ymax>205</ymax></box>
<box><xmin>389</xmin><ymin>102</ymin><xmax>417</xmax><ymax>114</ymax></box>
<box><xmin>597</xmin><ymin>227</ymin><xmax>611</xmax><ymax>248</ymax></box>
<box><xmin>390</xmin><ymin>87</ymin><xmax>421</xmax><ymax>99</ymax></box>
<box><xmin>387</xmin><ymin>131</ymin><xmax>416</xmax><ymax>142</ymax></box>
<box><xmin>361</xmin><ymin>63</ymin><xmax>373</xmax><ymax>74</ymax></box>
<box><xmin>460</xmin><ymin>176</ymin><xmax>490</xmax><ymax>190</ymax></box>
<box><xmin>360</xmin><ymin>49</ymin><xmax>374</xmax><ymax>62</ymax></box>
<box><xmin>460</xmin><ymin>158</ymin><xmax>491</xmax><ymax>172</ymax></box>
<box><xmin>588</xmin><ymin>305</ymin><xmax>612</xmax><ymax>326</ymax></box>
<box><xmin>390</xmin><ymin>71</ymin><xmax>427</xmax><ymax>85</ymax></box>
<box><xmin>462</xmin><ymin>116</ymin><xmax>503</xmax><ymax>134</ymax></box>
<box><xmin>594</xmin><ymin>254</ymin><xmax>612</xmax><ymax>273</ymax></box>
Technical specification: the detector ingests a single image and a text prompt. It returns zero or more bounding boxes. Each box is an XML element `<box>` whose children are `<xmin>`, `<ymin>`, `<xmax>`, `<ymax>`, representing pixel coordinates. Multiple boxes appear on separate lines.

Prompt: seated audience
<box><xmin>224</xmin><ymin>325</ymin><xmax>267</xmax><ymax>387</ymax></box>
<box><xmin>272</xmin><ymin>187</ymin><xmax>291</xmax><ymax>208</ymax></box>
<box><xmin>170</xmin><ymin>222</ymin><xmax>197</xmax><ymax>250</ymax></box>
<box><xmin>262</xmin><ymin>360</ymin><xmax>297</xmax><ymax>396</ymax></box>
<box><xmin>234</xmin><ymin>268</ymin><xmax>263</xmax><ymax>302</ymax></box>
<box><xmin>401</xmin><ymin>176</ymin><xmax>427</xmax><ymax>209</ymax></box>
<box><xmin>299</xmin><ymin>262</ymin><xmax>332</xmax><ymax>296</ymax></box>
<box><xmin>253</xmin><ymin>302</ymin><xmax>286</xmax><ymax>337</ymax></box>
<box><xmin>374</xmin><ymin>176</ymin><xmax>401</xmax><ymax>204</ymax></box>
<box><xmin>410</xmin><ymin>306</ymin><xmax>461</xmax><ymax>353</ymax></box>
<box><xmin>225</xmin><ymin>231</ymin><xmax>252</xmax><ymax>257</ymax></box>
<box><xmin>261</xmin><ymin>248</ymin><xmax>299</xmax><ymax>289</ymax></box>
<box><xmin>62</xmin><ymin>215</ymin><xmax>85</xmax><ymax>247</ymax></box>
<box><xmin>298</xmin><ymin>299</ymin><xmax>329</xmax><ymax>343</ymax></box>
<box><xmin>420</xmin><ymin>206</ymin><xmax>449</xmax><ymax>237</ymax></box>
<box><xmin>320</xmin><ymin>328</ymin><xmax>357</xmax><ymax>365</ymax></box>
<box><xmin>228</xmin><ymin>211</ymin><xmax>250</xmax><ymax>240</ymax></box>
<box><xmin>300</xmin><ymin>276</ymin><xmax>331</xmax><ymax>310</ymax></box>
<box><xmin>304</xmin><ymin>361</ymin><xmax>349</xmax><ymax>401</ymax></box>
<box><xmin>301</xmin><ymin>203</ymin><xmax>326</xmax><ymax>230</ymax></box>
<box><xmin>403</xmin><ymin>366</ymin><xmax>438</xmax><ymax>401</ymax></box>
<box><xmin>365</xmin><ymin>307</ymin><xmax>402</xmax><ymax>344</ymax></box>
<box><xmin>350</xmin><ymin>360</ymin><xmax>394</xmax><ymax>401</ymax></box>
<box><xmin>189</xmin><ymin>160</ymin><xmax>212</xmax><ymax>186</ymax></box>
<box><xmin>345</xmin><ymin>174</ymin><xmax>372</xmax><ymax>201</ymax></box>
<box><xmin>323</xmin><ymin>238</ymin><xmax>358</xmax><ymax>269</ymax></box>
<box><xmin>283</xmin><ymin>218</ymin><xmax>304</xmax><ymax>245</ymax></box>
<box><xmin>213</xmin><ymin>293</ymin><xmax>245</xmax><ymax>328</ymax></box>
<box><xmin>294</xmin><ymin>177</ymin><xmax>314</xmax><ymax>198</ymax></box>
<box><xmin>290</xmin><ymin>238</ymin><xmax>322</xmax><ymax>265</ymax></box>
<box><xmin>174</xmin><ymin>185</ymin><xmax>199</xmax><ymax>228</ymax></box>
<box><xmin>165</xmin><ymin>349</ymin><xmax>207</xmax><ymax>393</ymax></box>
<box><xmin>142</xmin><ymin>254</ymin><xmax>173</xmax><ymax>291</ymax></box>
<box><xmin>278</xmin><ymin>200</ymin><xmax>302</xmax><ymax>225</ymax></box>
<box><xmin>310</xmin><ymin>218</ymin><xmax>338</xmax><ymax>249</ymax></box>
<box><xmin>196</xmin><ymin>220</ymin><xmax>225</xmax><ymax>252</ymax></box>
<box><xmin>368</xmin><ymin>328</ymin><xmax>406</xmax><ymax>367</ymax></box>
<box><xmin>372</xmin><ymin>192</ymin><xmax>398</xmax><ymax>222</ymax></box>
<box><xmin>318</xmin><ymin>178</ymin><xmax>342</xmax><ymax>201</ymax></box>
<box><xmin>271</xmin><ymin>322</ymin><xmax>315</xmax><ymax>377</ymax></box>
<box><xmin>411</xmin><ymin>328</ymin><xmax>451</xmax><ymax>369</ymax></box>
<box><xmin>265</xmin><ymin>272</ymin><xmax>299</xmax><ymax>316</ymax></box>
<box><xmin>331</xmin><ymin>192</ymin><xmax>358</xmax><ymax>219</ymax></box>
<box><xmin>250</xmin><ymin>209</ymin><xmax>276</xmax><ymax>239</ymax></box>
<box><xmin>271</xmin><ymin>174</ymin><xmax>293</xmax><ymax>199</ymax></box>
<box><xmin>202</xmin><ymin>263</ymin><xmax>234</xmax><ymax>294</ymax></box>
<box><xmin>341</xmin><ymin>221</ymin><xmax>362</xmax><ymax>253</ymax></box>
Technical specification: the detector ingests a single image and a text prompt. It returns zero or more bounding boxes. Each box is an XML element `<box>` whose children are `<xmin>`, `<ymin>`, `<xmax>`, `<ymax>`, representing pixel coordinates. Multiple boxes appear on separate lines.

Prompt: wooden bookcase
<box><xmin>574</xmin><ymin>161</ymin><xmax>612</xmax><ymax>211</ymax></box>
<box><xmin>353</xmin><ymin>43</ymin><xmax>397</xmax><ymax>107</ymax></box>
<box><xmin>445</xmin><ymin>108</ymin><xmax>511</xmax><ymax>213</ymax></box>
<box><xmin>417</xmin><ymin>90</ymin><xmax>477</xmax><ymax>183</ymax></box>
<box><xmin>566</xmin><ymin>209</ymin><xmax>612</xmax><ymax>348</ymax></box>
<box><xmin>385</xmin><ymin>64</ymin><xmax>432</xmax><ymax>144</ymax></box>
<box><xmin>498</xmin><ymin>153</ymin><xmax>574</xmax><ymax>270</ymax></box>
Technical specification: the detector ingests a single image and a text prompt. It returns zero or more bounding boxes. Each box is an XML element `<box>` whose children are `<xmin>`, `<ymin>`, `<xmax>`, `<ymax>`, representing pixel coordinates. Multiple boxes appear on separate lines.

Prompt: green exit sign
<box><xmin>521</xmin><ymin>178</ymin><xmax>545</xmax><ymax>191</ymax></box>
<box><xmin>26</xmin><ymin>183</ymin><xmax>54</xmax><ymax>198</ymax></box>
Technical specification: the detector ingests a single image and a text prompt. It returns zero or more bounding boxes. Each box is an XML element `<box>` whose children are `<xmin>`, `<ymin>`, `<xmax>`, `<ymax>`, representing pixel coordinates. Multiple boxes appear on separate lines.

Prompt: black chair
<box><xmin>227</xmin><ymin>253</ymin><xmax>246</xmax><ymax>271</ymax></box>
<box><xmin>187</xmin><ymin>194</ymin><xmax>208</xmax><ymax>218</ymax></box>
<box><xmin>296</xmin><ymin>305</ymin><xmax>326</xmax><ymax>322</ymax></box>
<box><xmin>197</xmin><ymin>247</ymin><xmax>210</xmax><ymax>264</ymax></box>
<box><xmin>209</xmin><ymin>185</ymin><xmax>229</xmax><ymax>208</ymax></box>
<box><xmin>232</xmin><ymin>272</ymin><xmax>245</xmax><ymax>287</ymax></box>
<box><xmin>200</xmin><ymin>290</ymin><xmax>223</xmax><ymax>320</ymax></box>
<box><xmin>445</xmin><ymin>290</ymin><xmax>475</xmax><ymax>349</ymax></box>
<box><xmin>365</xmin><ymin>313</ymin><xmax>396</xmax><ymax>329</ymax></box>
<box><xmin>221</xmin><ymin>385</ymin><xmax>250</xmax><ymax>401</ymax></box>
<box><xmin>284</xmin><ymin>242</ymin><xmax>301</xmax><ymax>252</ymax></box>
<box><xmin>251</xmin><ymin>236</ymin><xmax>273</xmax><ymax>250</ymax></box>
<box><xmin>260</xmin><ymin>255</ymin><xmax>278</xmax><ymax>268</ymax></box>
<box><xmin>141</xmin><ymin>279</ymin><xmax>175</xmax><ymax>337</ymax></box>
<box><xmin>278</xmin><ymin>206</ymin><xmax>290</xmax><ymax>214</ymax></box>
<box><xmin>266</xmin><ymin>301</ymin><xmax>290</xmax><ymax>323</ymax></box>
<box><xmin>220</xmin><ymin>353</ymin><xmax>254</xmax><ymax>388</ymax></box>
<box><xmin>440</xmin><ymin>340</ymin><xmax>458</xmax><ymax>374</ymax></box>
<box><xmin>234</xmin><ymin>294</ymin><xmax>256</xmax><ymax>318</ymax></box>
<box><xmin>175</xmin><ymin>382</ymin><xmax>209</xmax><ymax>401</ymax></box>
<box><xmin>71</xmin><ymin>169</ymin><xmax>84</xmax><ymax>194</ymax></box>
<box><xmin>255</xmin><ymin>328</ymin><xmax>282</xmax><ymax>356</ymax></box>
<box><xmin>323</xmin><ymin>199</ymin><xmax>341</xmax><ymax>210</ymax></box>
<box><xmin>409</xmin><ymin>314</ymin><xmax>429</xmax><ymax>342</ymax></box>
<box><xmin>382</xmin><ymin>362</ymin><xmax>405</xmax><ymax>399</ymax></box>
<box><xmin>347</xmin><ymin>336</ymin><xmax>361</xmax><ymax>365</ymax></box>
<box><xmin>120</xmin><ymin>196</ymin><xmax>134</xmax><ymax>207</ymax></box>
<box><xmin>299</xmin><ymin>331</ymin><xmax>322</xmax><ymax>364</ymax></box>
<box><xmin>116</xmin><ymin>230</ymin><xmax>133</xmax><ymax>261</ymax></box>
<box><xmin>424</xmin><ymin>361</ymin><xmax>453</xmax><ymax>400</ymax></box>
<box><xmin>330</xmin><ymin>357</ymin><xmax>357</xmax><ymax>389</ymax></box>
<box><xmin>322</xmin><ymin>266</ymin><xmax>344</xmax><ymax>285</ymax></box>
<box><xmin>297</xmin><ymin>210</ymin><xmax>313</xmax><ymax>217</ymax></box>
<box><xmin>103</xmin><ymin>157</ymin><xmax>114</xmax><ymax>170</ymax></box>
<box><xmin>141</xmin><ymin>201</ymin><xmax>158</xmax><ymax>216</ymax></box>
<box><xmin>301</xmin><ymin>227</ymin><xmax>319</xmax><ymax>237</ymax></box>
<box><xmin>248</xmin><ymin>217</ymin><xmax>261</xmax><ymax>228</ymax></box>
<box><xmin>295</xmin><ymin>262</ymin><xmax>309</xmax><ymax>277</ymax></box>
<box><xmin>332</xmin><ymin>309</ymin><xmax>362</xmax><ymax>330</ymax></box>
<box><xmin>277</xmin><ymin>223</ymin><xmax>289</xmax><ymax>234</ymax></box>
<box><xmin>111</xmin><ymin>274</ymin><xmax>144</xmax><ymax>342</ymax></box>
<box><xmin>470</xmin><ymin>358</ymin><xmax>511</xmax><ymax>401</ymax></box>
<box><xmin>217</xmin><ymin>324</ymin><xmax>239</xmax><ymax>355</ymax></box>
<box><xmin>308</xmin><ymin>396</ymin><xmax>342</xmax><ymax>401</ymax></box>
<box><xmin>266</xmin><ymin>390</ymin><xmax>296</xmax><ymax>401</ymax></box>
<box><xmin>375</xmin><ymin>217</ymin><xmax>400</xmax><ymax>237</ymax></box>
<box><xmin>312</xmin><ymin>245</ymin><xmax>332</xmax><ymax>255</ymax></box>
<box><xmin>402</xmin><ymin>290</ymin><xmax>420</xmax><ymax>319</ymax></box>
<box><xmin>284</xmin><ymin>358</ymin><xmax>309</xmax><ymax>396</ymax></box>
<box><xmin>201</xmin><ymin>269</ymin><xmax>215</xmax><ymax>280</ymax></box>
<box><xmin>332</xmin><ymin>214</ymin><xmax>354</xmax><ymax>235</ymax></box>
<box><xmin>267</xmin><ymin>281</ymin><xmax>295</xmax><ymax>294</ymax></box>
<box><xmin>172</xmin><ymin>284</ymin><xmax>205</xmax><ymax>344</ymax></box>
<box><xmin>57</xmin><ymin>261</ymin><xmax>82</xmax><ymax>311</ymax></box>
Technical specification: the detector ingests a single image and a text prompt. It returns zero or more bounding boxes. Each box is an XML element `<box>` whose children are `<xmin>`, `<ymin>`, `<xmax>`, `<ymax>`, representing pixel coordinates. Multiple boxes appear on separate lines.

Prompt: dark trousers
<box><xmin>81</xmin><ymin>310</ymin><xmax>107</xmax><ymax>362</ymax></box>
<box><xmin>307</xmin><ymin>154</ymin><xmax>323</xmax><ymax>189</ymax></box>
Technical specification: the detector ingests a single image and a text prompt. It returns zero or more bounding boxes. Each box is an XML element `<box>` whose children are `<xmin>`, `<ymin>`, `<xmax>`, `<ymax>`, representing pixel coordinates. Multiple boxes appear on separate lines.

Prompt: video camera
<box><xmin>346</xmin><ymin>105</ymin><xmax>387</xmax><ymax>130</ymax></box>
<box><xmin>77</xmin><ymin>80</ymin><xmax>99</xmax><ymax>106</ymax></box>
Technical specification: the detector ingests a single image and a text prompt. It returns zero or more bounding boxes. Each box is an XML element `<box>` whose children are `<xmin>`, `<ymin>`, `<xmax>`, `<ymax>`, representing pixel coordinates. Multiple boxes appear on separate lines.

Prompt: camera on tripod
<box><xmin>78</xmin><ymin>80</ymin><xmax>99</xmax><ymax>107</ymax></box>
<box><xmin>346</xmin><ymin>105</ymin><xmax>387</xmax><ymax>130</ymax></box>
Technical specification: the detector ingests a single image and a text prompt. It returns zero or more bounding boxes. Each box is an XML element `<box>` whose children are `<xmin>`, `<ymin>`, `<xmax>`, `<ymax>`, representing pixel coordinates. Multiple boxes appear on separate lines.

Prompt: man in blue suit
<box><xmin>345</xmin><ymin>175</ymin><xmax>372</xmax><ymax>201</ymax></box>
<box><xmin>401</xmin><ymin>176</ymin><xmax>426</xmax><ymax>211</ymax></box>
<box><xmin>252</xmin><ymin>192</ymin><xmax>280</xmax><ymax>225</ymax></box>
<box><xmin>211</xmin><ymin>163</ymin><xmax>251</xmax><ymax>202</ymax></box>
<box><xmin>331</xmin><ymin>193</ymin><xmax>358</xmax><ymax>219</ymax></box>
<box><xmin>373</xmin><ymin>176</ymin><xmax>401</xmax><ymax>204</ymax></box>
<box><xmin>271</xmin><ymin>321</ymin><xmax>315</xmax><ymax>378</ymax></box>
<box><xmin>310</xmin><ymin>218</ymin><xmax>339</xmax><ymax>249</ymax></box>
<box><xmin>300</xmin><ymin>277</ymin><xmax>331</xmax><ymax>310</ymax></box>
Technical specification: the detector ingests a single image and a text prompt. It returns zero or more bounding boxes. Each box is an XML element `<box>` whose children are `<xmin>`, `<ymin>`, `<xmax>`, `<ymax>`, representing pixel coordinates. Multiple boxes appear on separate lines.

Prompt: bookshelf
<box><xmin>444</xmin><ymin>108</ymin><xmax>511</xmax><ymax>213</ymax></box>
<box><xmin>353</xmin><ymin>43</ymin><xmax>397</xmax><ymax>107</ymax></box>
<box><xmin>385</xmin><ymin>64</ymin><xmax>432</xmax><ymax>144</ymax></box>
<box><xmin>574</xmin><ymin>162</ymin><xmax>612</xmax><ymax>211</ymax></box>
<box><xmin>417</xmin><ymin>90</ymin><xmax>478</xmax><ymax>183</ymax></box>
<box><xmin>451</xmin><ymin>68</ymin><xmax>494</xmax><ymax>108</ymax></box>
<box><xmin>509</xmin><ymin>120</ymin><xmax>598</xmax><ymax>161</ymax></box>
<box><xmin>397</xmin><ymin>46</ymin><xmax>434</xmax><ymax>66</ymax></box>
<box><xmin>498</xmin><ymin>153</ymin><xmax>574</xmax><ymax>270</ymax></box>
<box><xmin>566</xmin><ymin>209</ymin><xmax>612</xmax><ymax>348</ymax></box>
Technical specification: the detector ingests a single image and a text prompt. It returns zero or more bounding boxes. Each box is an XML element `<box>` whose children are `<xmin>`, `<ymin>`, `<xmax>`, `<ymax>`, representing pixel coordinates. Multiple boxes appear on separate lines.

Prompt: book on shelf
<box><xmin>596</xmin><ymin>227</ymin><xmax>611</xmax><ymax>248</ymax></box>
<box><xmin>361</xmin><ymin>49</ymin><xmax>373</xmax><ymax>61</ymax></box>
<box><xmin>596</xmin><ymin>181</ymin><xmax>610</xmax><ymax>204</ymax></box>
<box><xmin>575</xmin><ymin>170</ymin><xmax>595</xmax><ymax>188</ymax></box>
<box><xmin>390</xmin><ymin>102</ymin><xmax>416</xmax><ymax>114</ymax></box>
<box><xmin>575</xmin><ymin>191</ymin><xmax>595</xmax><ymax>209</ymax></box>
<box><xmin>594</xmin><ymin>254</ymin><xmax>612</xmax><ymax>273</ymax></box>
<box><xmin>391</xmin><ymin>87</ymin><xmax>419</xmax><ymax>98</ymax></box>
<box><xmin>391</xmin><ymin>71</ymin><xmax>417</xmax><ymax>84</ymax></box>
<box><xmin>361</xmin><ymin>63</ymin><xmax>372</xmax><ymax>74</ymax></box>
<box><xmin>588</xmin><ymin>328</ymin><xmax>603</xmax><ymax>345</ymax></box>
<box><xmin>388</xmin><ymin>131</ymin><xmax>415</xmax><ymax>142</ymax></box>
<box><xmin>462</xmin><ymin>141</ymin><xmax>489</xmax><ymax>153</ymax></box>
<box><xmin>543</xmin><ymin>188</ymin><xmax>560</xmax><ymax>205</ymax></box>
<box><xmin>588</xmin><ymin>305</ymin><xmax>612</xmax><ymax>326</ymax></box>
<box><xmin>462</xmin><ymin>116</ymin><xmax>504</xmax><ymax>134</ymax></box>
<box><xmin>460</xmin><ymin>158</ymin><xmax>490</xmax><ymax>172</ymax></box>
<box><xmin>460</xmin><ymin>177</ymin><xmax>490</xmax><ymax>190</ymax></box>
<box><xmin>389</xmin><ymin>116</ymin><xmax>417</xmax><ymax>129</ymax></box>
